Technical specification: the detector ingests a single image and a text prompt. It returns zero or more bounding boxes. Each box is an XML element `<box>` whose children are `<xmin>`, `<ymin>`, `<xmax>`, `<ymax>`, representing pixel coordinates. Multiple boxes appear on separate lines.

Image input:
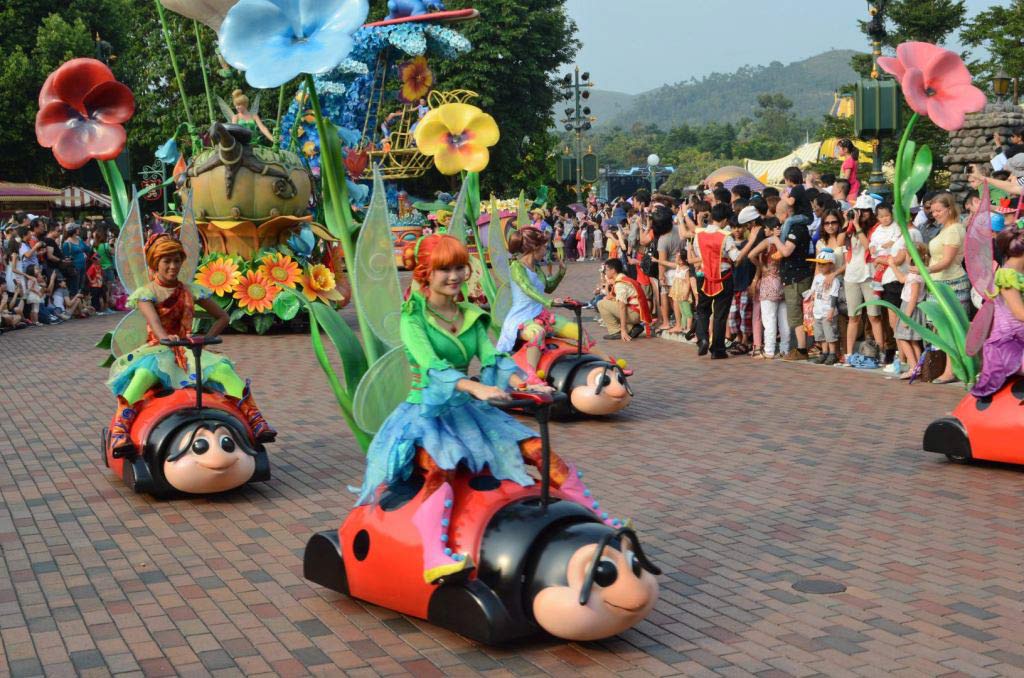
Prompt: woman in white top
<box><xmin>839</xmin><ymin>195</ymin><xmax>885</xmax><ymax>362</ymax></box>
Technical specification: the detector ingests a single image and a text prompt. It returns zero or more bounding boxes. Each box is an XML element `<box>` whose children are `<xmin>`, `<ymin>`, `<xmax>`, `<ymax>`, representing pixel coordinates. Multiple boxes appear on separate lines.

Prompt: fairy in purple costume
<box><xmin>968</xmin><ymin>228</ymin><xmax>1024</xmax><ymax>397</ymax></box>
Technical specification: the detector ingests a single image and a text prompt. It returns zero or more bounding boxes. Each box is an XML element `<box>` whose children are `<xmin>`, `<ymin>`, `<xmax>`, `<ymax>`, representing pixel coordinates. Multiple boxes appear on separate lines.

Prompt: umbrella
<box><xmin>705</xmin><ymin>165</ymin><xmax>765</xmax><ymax>192</ymax></box>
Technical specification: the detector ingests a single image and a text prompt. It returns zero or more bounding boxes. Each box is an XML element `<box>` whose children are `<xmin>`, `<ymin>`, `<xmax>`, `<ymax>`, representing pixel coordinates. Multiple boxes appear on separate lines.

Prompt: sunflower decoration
<box><xmin>258</xmin><ymin>252</ymin><xmax>301</xmax><ymax>290</ymax></box>
<box><xmin>413</xmin><ymin>103</ymin><xmax>500</xmax><ymax>175</ymax></box>
<box><xmin>195</xmin><ymin>257</ymin><xmax>241</xmax><ymax>296</ymax></box>
<box><xmin>301</xmin><ymin>263</ymin><xmax>345</xmax><ymax>303</ymax></box>
<box><xmin>234</xmin><ymin>270</ymin><xmax>279</xmax><ymax>313</ymax></box>
<box><xmin>302</xmin><ymin>140</ymin><xmax>317</xmax><ymax>158</ymax></box>
<box><xmin>398</xmin><ymin>56</ymin><xmax>433</xmax><ymax>104</ymax></box>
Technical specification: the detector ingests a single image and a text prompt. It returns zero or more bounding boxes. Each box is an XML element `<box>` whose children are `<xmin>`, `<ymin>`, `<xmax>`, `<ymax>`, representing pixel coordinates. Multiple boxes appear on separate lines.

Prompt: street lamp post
<box><xmin>558</xmin><ymin>67</ymin><xmax>595</xmax><ymax>197</ymax></box>
<box><xmin>865</xmin><ymin>1</ymin><xmax>888</xmax><ymax>198</ymax></box>
<box><xmin>993</xmin><ymin>69</ymin><xmax>1011</xmax><ymax>103</ymax></box>
<box><xmin>647</xmin><ymin>153</ymin><xmax>660</xmax><ymax>194</ymax></box>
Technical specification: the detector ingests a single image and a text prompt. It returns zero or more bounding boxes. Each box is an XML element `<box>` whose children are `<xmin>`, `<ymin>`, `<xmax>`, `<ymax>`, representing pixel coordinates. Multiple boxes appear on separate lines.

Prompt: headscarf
<box><xmin>145</xmin><ymin>234</ymin><xmax>185</xmax><ymax>272</ymax></box>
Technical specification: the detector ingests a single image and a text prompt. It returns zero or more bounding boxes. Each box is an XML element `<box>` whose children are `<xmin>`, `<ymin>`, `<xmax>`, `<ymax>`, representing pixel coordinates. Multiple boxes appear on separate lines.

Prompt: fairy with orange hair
<box><xmin>105</xmin><ymin>233</ymin><xmax>275</xmax><ymax>452</ymax></box>
<box><xmin>356</xmin><ymin>233</ymin><xmax>615</xmax><ymax>584</ymax></box>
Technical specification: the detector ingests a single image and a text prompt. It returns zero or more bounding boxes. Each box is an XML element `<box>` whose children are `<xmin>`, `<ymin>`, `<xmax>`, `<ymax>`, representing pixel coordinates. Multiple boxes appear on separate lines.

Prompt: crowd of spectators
<box><xmin>538</xmin><ymin>158</ymin><xmax>982</xmax><ymax>384</ymax></box>
<box><xmin>0</xmin><ymin>211</ymin><xmax>123</xmax><ymax>334</ymax></box>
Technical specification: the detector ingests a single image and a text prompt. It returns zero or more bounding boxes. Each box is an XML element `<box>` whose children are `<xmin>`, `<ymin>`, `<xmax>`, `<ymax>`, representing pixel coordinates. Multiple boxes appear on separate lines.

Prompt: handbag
<box><xmin>640</xmin><ymin>239</ymin><xmax>659</xmax><ymax>277</ymax></box>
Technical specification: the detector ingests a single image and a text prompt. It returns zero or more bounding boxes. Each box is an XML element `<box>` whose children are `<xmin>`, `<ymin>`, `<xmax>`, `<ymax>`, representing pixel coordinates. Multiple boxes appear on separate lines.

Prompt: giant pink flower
<box><xmin>877</xmin><ymin>42</ymin><xmax>986</xmax><ymax>132</ymax></box>
<box><xmin>35</xmin><ymin>58</ymin><xmax>135</xmax><ymax>170</ymax></box>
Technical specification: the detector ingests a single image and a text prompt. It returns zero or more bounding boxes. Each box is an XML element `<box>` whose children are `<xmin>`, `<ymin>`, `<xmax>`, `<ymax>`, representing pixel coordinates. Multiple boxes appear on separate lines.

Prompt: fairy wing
<box><xmin>114</xmin><ymin>190</ymin><xmax>149</xmax><ymax>294</ymax></box>
<box><xmin>487</xmin><ymin>197</ymin><xmax>510</xmax><ymax>286</ymax></box>
<box><xmin>966</xmin><ymin>299</ymin><xmax>995</xmax><ymax>357</ymax></box>
<box><xmin>352</xmin><ymin>346</ymin><xmax>412</xmax><ymax>435</ymax></box>
<box><xmin>965</xmin><ymin>182</ymin><xmax>995</xmax><ymax>297</ymax></box>
<box><xmin>353</xmin><ymin>165</ymin><xmax>403</xmax><ymax>348</ymax></box>
<box><xmin>250</xmin><ymin>91</ymin><xmax>261</xmax><ymax>120</ymax></box>
<box><xmin>446</xmin><ymin>180</ymin><xmax>470</xmax><ymax>243</ymax></box>
<box><xmin>110</xmin><ymin>311</ymin><xmax>149</xmax><ymax>357</ymax></box>
<box><xmin>491</xmin><ymin>282</ymin><xmax>512</xmax><ymax>325</ymax></box>
<box><xmin>178</xmin><ymin>189</ymin><xmax>201</xmax><ymax>284</ymax></box>
<box><xmin>516</xmin><ymin>190</ymin><xmax>529</xmax><ymax>228</ymax></box>
<box><xmin>216</xmin><ymin>95</ymin><xmax>235</xmax><ymax>123</ymax></box>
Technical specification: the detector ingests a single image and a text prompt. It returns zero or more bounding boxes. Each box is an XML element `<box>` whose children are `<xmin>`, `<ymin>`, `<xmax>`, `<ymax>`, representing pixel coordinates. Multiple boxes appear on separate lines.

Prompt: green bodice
<box><xmin>401</xmin><ymin>292</ymin><xmax>501</xmax><ymax>403</ymax></box>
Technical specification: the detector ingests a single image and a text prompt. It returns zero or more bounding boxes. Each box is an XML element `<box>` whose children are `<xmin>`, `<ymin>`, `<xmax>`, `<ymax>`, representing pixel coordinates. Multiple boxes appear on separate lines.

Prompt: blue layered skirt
<box><xmin>355</xmin><ymin>357</ymin><xmax>537</xmax><ymax>505</ymax></box>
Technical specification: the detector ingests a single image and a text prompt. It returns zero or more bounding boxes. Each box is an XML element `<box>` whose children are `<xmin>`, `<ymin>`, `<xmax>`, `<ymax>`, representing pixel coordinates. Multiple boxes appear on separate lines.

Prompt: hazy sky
<box><xmin>564</xmin><ymin>0</ymin><xmax>1002</xmax><ymax>95</ymax></box>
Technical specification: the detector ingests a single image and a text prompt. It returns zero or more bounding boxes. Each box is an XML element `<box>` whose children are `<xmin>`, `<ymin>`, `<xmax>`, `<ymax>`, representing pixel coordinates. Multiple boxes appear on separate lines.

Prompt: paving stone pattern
<box><xmin>1</xmin><ymin>263</ymin><xmax>1023</xmax><ymax>677</ymax></box>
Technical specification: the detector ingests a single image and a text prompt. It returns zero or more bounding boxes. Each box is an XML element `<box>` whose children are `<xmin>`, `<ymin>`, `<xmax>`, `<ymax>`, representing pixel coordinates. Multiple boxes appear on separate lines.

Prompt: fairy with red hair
<box><xmin>356</xmin><ymin>233</ymin><xmax>614</xmax><ymax>584</ymax></box>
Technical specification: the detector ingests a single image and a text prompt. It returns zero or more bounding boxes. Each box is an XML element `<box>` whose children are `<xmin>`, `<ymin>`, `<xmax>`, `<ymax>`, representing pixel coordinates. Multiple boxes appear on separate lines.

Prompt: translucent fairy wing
<box><xmin>492</xmin><ymin>282</ymin><xmax>512</xmax><ymax>325</ymax></box>
<box><xmin>353</xmin><ymin>165</ymin><xmax>403</xmax><ymax>347</ymax></box>
<box><xmin>516</xmin><ymin>190</ymin><xmax>529</xmax><ymax>228</ymax></box>
<box><xmin>216</xmin><ymin>95</ymin><xmax>235</xmax><ymax>123</ymax></box>
<box><xmin>178</xmin><ymin>189</ymin><xmax>201</xmax><ymax>284</ymax></box>
<box><xmin>487</xmin><ymin>197</ymin><xmax>510</xmax><ymax>286</ymax></box>
<box><xmin>965</xmin><ymin>182</ymin><xmax>995</xmax><ymax>296</ymax></box>
<box><xmin>352</xmin><ymin>346</ymin><xmax>412</xmax><ymax>435</ymax></box>
<box><xmin>446</xmin><ymin>180</ymin><xmax>470</xmax><ymax>243</ymax></box>
<box><xmin>965</xmin><ymin>299</ymin><xmax>995</xmax><ymax>357</ymax></box>
<box><xmin>110</xmin><ymin>310</ymin><xmax>149</xmax><ymax>357</ymax></box>
<box><xmin>250</xmin><ymin>91</ymin><xmax>261</xmax><ymax>120</ymax></box>
<box><xmin>114</xmin><ymin>190</ymin><xmax>148</xmax><ymax>293</ymax></box>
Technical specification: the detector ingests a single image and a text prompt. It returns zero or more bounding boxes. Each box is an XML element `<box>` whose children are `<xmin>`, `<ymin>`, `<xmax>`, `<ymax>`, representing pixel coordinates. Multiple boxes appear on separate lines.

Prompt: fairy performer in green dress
<box><xmin>356</xmin><ymin>233</ymin><xmax>617</xmax><ymax>584</ymax></box>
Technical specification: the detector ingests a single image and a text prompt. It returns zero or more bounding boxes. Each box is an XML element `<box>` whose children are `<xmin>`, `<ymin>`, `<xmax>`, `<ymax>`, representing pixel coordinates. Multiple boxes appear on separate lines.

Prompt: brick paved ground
<box><xmin>2</xmin><ymin>262</ymin><xmax>1023</xmax><ymax>677</ymax></box>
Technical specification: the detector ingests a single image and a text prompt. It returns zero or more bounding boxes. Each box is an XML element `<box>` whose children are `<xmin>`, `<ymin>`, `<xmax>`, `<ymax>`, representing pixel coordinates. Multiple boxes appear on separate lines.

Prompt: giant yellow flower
<box><xmin>413</xmin><ymin>103</ymin><xmax>499</xmax><ymax>175</ymax></box>
<box><xmin>234</xmin><ymin>270</ymin><xmax>278</xmax><ymax>313</ymax></box>
<box><xmin>195</xmin><ymin>257</ymin><xmax>240</xmax><ymax>296</ymax></box>
<box><xmin>300</xmin><ymin>263</ymin><xmax>345</xmax><ymax>303</ymax></box>
<box><xmin>258</xmin><ymin>252</ymin><xmax>300</xmax><ymax>289</ymax></box>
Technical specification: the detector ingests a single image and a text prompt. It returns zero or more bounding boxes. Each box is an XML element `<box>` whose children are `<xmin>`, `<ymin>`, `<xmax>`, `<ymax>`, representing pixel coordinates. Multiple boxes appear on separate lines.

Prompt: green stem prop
<box><xmin>308</xmin><ymin>311</ymin><xmax>372</xmax><ymax>451</ymax></box>
<box><xmin>192</xmin><ymin>20</ymin><xmax>216</xmax><ymax>125</ymax></box>
<box><xmin>867</xmin><ymin>111</ymin><xmax>976</xmax><ymax>384</ymax></box>
<box><xmin>97</xmin><ymin>159</ymin><xmax>128</xmax><ymax>226</ymax></box>
<box><xmin>305</xmin><ymin>74</ymin><xmax>379</xmax><ymax>367</ymax></box>
<box><xmin>154</xmin><ymin>0</ymin><xmax>194</xmax><ymax>132</ymax></box>
<box><xmin>275</xmin><ymin>84</ymin><xmax>286</xmax><ymax>143</ymax></box>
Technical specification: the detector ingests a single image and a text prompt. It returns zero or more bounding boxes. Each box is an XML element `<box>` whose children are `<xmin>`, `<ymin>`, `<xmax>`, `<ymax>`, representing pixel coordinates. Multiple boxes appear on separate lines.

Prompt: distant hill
<box><xmin>601</xmin><ymin>49</ymin><xmax>859</xmax><ymax>130</ymax></box>
<box><xmin>578</xmin><ymin>89</ymin><xmax>635</xmax><ymax>125</ymax></box>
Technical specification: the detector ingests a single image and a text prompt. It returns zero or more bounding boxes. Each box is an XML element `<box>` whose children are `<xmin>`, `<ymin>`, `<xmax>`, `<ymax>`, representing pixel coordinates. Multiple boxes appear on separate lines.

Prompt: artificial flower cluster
<box><xmin>195</xmin><ymin>251</ymin><xmax>346</xmax><ymax>316</ymax></box>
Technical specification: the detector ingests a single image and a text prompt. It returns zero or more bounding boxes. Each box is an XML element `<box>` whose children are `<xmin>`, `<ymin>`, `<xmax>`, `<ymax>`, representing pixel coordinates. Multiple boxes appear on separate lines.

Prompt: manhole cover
<box><xmin>792</xmin><ymin>579</ymin><xmax>846</xmax><ymax>594</ymax></box>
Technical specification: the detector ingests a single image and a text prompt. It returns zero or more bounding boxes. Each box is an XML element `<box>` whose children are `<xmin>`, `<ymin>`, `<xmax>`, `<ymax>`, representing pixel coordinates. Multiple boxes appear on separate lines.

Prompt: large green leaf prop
<box><xmin>352</xmin><ymin>346</ymin><xmax>412</xmax><ymax>435</ymax></box>
<box><xmin>353</xmin><ymin>167</ymin><xmax>403</xmax><ymax>348</ymax></box>
<box><xmin>488</xmin><ymin>196</ymin><xmax>510</xmax><ymax>286</ymax></box>
<box><xmin>447</xmin><ymin>179</ymin><xmax>470</xmax><ymax>243</ymax></box>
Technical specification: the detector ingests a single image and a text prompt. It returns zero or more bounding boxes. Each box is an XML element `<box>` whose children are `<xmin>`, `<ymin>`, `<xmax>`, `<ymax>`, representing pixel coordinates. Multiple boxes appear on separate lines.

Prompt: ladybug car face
<box><xmin>162</xmin><ymin>423</ymin><xmax>257</xmax><ymax>494</ymax></box>
<box><xmin>569</xmin><ymin>364</ymin><xmax>632</xmax><ymax>416</ymax></box>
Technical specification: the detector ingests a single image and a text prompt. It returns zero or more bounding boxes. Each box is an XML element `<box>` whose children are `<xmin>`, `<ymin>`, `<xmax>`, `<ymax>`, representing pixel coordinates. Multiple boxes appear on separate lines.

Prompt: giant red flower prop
<box><xmin>877</xmin><ymin>42</ymin><xmax>986</xmax><ymax>132</ymax></box>
<box><xmin>35</xmin><ymin>58</ymin><xmax>135</xmax><ymax>170</ymax></box>
<box><xmin>344</xmin><ymin>147</ymin><xmax>369</xmax><ymax>178</ymax></box>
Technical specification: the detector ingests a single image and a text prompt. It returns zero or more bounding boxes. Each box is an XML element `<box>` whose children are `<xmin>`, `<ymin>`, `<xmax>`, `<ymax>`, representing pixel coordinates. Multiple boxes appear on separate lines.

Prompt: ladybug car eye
<box><xmin>192</xmin><ymin>438</ymin><xmax>209</xmax><ymax>454</ymax></box>
<box><xmin>599</xmin><ymin>374</ymin><xmax>612</xmax><ymax>387</ymax></box>
<box><xmin>220</xmin><ymin>436</ymin><xmax>236</xmax><ymax>452</ymax></box>
<box><xmin>593</xmin><ymin>559</ymin><xmax>618</xmax><ymax>587</ymax></box>
<box><xmin>627</xmin><ymin>550</ymin><xmax>641</xmax><ymax>577</ymax></box>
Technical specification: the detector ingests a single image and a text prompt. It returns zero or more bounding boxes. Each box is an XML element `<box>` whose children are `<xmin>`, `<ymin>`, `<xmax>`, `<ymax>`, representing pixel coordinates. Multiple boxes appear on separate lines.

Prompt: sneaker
<box><xmin>882</xmin><ymin>362</ymin><xmax>898</xmax><ymax>374</ymax></box>
<box><xmin>781</xmin><ymin>348</ymin><xmax>807</xmax><ymax>362</ymax></box>
<box><xmin>834</xmin><ymin>354</ymin><xmax>852</xmax><ymax>367</ymax></box>
<box><xmin>602</xmin><ymin>333</ymin><xmax>620</xmax><ymax>340</ymax></box>
<box><xmin>810</xmin><ymin>353</ymin><xmax>827</xmax><ymax>364</ymax></box>
<box><xmin>822</xmin><ymin>353</ymin><xmax>838</xmax><ymax>366</ymax></box>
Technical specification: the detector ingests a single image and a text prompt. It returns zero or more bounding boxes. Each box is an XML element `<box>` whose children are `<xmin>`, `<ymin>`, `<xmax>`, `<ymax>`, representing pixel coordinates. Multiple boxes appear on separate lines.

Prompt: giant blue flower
<box><xmin>219</xmin><ymin>0</ymin><xmax>369</xmax><ymax>89</ymax></box>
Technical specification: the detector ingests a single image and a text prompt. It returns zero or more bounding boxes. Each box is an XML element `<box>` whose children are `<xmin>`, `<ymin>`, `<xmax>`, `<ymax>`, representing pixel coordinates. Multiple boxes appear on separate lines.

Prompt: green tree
<box><xmin>961</xmin><ymin>0</ymin><xmax>1024</xmax><ymax>92</ymax></box>
<box><xmin>852</xmin><ymin>0</ymin><xmax>967</xmax><ymax>77</ymax></box>
<box><xmin>424</xmin><ymin>0</ymin><xmax>578</xmax><ymax>195</ymax></box>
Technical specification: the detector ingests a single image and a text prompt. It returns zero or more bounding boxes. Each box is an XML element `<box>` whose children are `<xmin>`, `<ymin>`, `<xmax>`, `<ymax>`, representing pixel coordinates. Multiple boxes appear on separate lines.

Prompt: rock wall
<box><xmin>946</xmin><ymin>102</ymin><xmax>1024</xmax><ymax>204</ymax></box>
